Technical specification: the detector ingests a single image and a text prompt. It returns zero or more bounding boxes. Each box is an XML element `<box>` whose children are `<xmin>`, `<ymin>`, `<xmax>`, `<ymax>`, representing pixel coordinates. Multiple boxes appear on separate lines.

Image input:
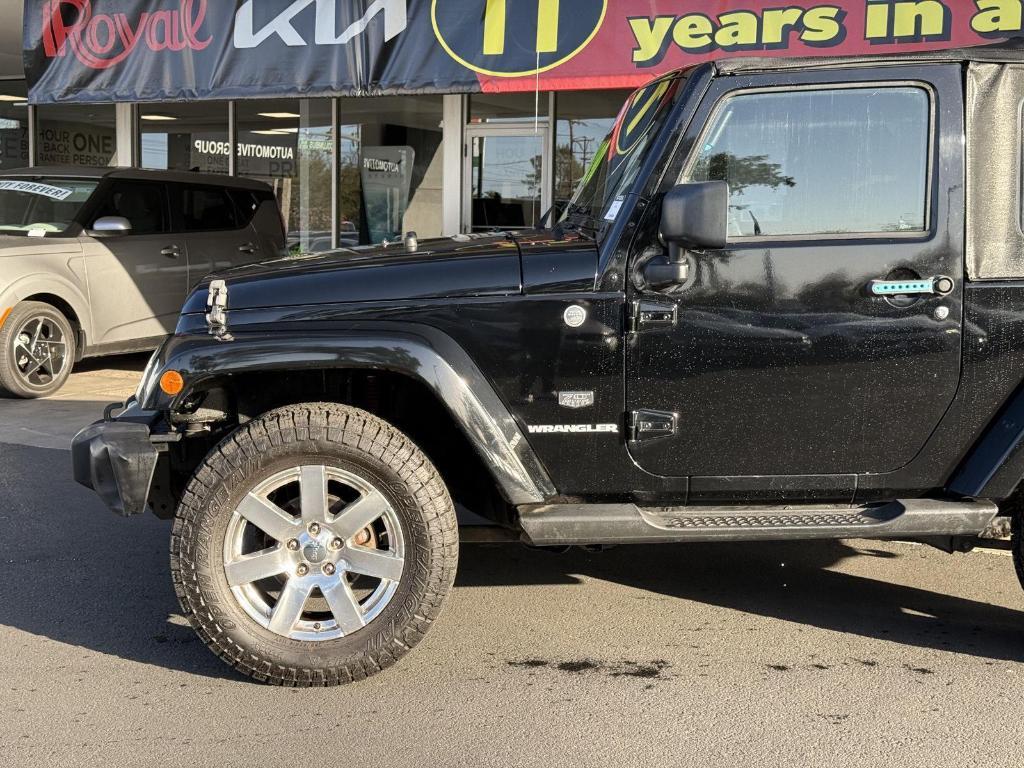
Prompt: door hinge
<box><xmin>629</xmin><ymin>410</ymin><xmax>678</xmax><ymax>442</ymax></box>
<box><xmin>629</xmin><ymin>299</ymin><xmax>677</xmax><ymax>332</ymax></box>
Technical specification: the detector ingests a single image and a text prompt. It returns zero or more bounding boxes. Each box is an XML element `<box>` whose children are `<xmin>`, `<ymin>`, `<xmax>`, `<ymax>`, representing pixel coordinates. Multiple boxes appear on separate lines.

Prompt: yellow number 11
<box><xmin>483</xmin><ymin>0</ymin><xmax>560</xmax><ymax>56</ymax></box>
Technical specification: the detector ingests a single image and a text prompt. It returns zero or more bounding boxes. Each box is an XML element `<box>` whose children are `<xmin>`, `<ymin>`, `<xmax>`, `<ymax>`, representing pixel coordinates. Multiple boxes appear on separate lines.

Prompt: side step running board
<box><xmin>517</xmin><ymin>499</ymin><xmax>999</xmax><ymax>546</ymax></box>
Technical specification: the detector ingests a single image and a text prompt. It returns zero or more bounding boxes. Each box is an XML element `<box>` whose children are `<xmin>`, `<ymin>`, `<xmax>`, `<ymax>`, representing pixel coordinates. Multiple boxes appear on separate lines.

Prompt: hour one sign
<box><xmin>24</xmin><ymin>0</ymin><xmax>1023</xmax><ymax>103</ymax></box>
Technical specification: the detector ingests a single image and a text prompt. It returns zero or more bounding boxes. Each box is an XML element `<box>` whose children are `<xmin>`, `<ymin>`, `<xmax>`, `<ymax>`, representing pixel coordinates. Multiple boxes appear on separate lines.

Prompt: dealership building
<box><xmin>3</xmin><ymin>0</ymin><xmax>1011</xmax><ymax>252</ymax></box>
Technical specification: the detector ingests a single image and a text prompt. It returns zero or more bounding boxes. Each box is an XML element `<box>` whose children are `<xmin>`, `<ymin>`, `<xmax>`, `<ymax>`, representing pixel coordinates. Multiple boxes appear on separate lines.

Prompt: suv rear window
<box><xmin>180</xmin><ymin>186</ymin><xmax>240</xmax><ymax>232</ymax></box>
<box><xmin>685</xmin><ymin>85</ymin><xmax>931</xmax><ymax>238</ymax></box>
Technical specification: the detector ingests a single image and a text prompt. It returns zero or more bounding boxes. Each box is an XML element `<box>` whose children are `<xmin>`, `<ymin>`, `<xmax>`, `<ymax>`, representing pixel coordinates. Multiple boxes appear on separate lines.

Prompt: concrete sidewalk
<box><xmin>0</xmin><ymin>353</ymin><xmax>148</xmax><ymax>450</ymax></box>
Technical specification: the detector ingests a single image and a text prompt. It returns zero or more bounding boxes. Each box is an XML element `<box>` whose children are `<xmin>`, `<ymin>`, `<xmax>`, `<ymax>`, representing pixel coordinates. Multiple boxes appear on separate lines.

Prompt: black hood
<box><xmin>182</xmin><ymin>233</ymin><xmax>523</xmax><ymax>314</ymax></box>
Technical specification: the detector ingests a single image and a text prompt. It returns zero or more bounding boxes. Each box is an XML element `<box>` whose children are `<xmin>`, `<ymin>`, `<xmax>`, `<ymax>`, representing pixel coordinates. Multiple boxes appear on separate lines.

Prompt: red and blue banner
<box><xmin>24</xmin><ymin>0</ymin><xmax>1020</xmax><ymax>103</ymax></box>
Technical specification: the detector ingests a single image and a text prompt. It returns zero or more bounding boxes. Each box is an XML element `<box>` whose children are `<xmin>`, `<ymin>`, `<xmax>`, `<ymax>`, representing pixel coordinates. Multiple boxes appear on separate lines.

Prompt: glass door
<box><xmin>463</xmin><ymin>125</ymin><xmax>550</xmax><ymax>233</ymax></box>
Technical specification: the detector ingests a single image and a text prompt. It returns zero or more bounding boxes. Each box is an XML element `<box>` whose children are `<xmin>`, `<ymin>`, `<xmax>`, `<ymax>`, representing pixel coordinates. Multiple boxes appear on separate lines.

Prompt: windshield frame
<box><xmin>0</xmin><ymin>176</ymin><xmax>100</xmax><ymax>238</ymax></box>
<box><xmin>558</xmin><ymin>71</ymin><xmax>691</xmax><ymax>242</ymax></box>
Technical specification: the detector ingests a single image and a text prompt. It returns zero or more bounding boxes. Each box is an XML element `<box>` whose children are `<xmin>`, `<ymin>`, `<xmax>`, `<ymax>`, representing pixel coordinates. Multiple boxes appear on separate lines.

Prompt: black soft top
<box><xmin>713</xmin><ymin>42</ymin><xmax>1024</xmax><ymax>75</ymax></box>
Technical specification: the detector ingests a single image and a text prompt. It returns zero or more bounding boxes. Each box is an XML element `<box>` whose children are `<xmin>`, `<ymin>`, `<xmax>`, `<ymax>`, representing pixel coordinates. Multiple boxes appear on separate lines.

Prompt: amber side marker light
<box><xmin>0</xmin><ymin>307</ymin><xmax>11</xmax><ymax>330</ymax></box>
<box><xmin>159</xmin><ymin>370</ymin><xmax>185</xmax><ymax>396</ymax></box>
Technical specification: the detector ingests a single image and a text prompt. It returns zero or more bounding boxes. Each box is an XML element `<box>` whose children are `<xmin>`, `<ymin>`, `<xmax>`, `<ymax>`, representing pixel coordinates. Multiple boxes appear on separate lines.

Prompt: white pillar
<box><xmin>114</xmin><ymin>102</ymin><xmax>134</xmax><ymax>167</ymax></box>
<box><xmin>441</xmin><ymin>94</ymin><xmax>465</xmax><ymax>236</ymax></box>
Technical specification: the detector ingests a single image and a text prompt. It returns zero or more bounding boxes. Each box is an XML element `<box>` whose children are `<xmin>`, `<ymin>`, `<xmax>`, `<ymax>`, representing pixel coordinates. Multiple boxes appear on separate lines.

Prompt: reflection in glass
<box><xmin>469</xmin><ymin>134</ymin><xmax>543</xmax><ymax>231</ymax></box>
<box><xmin>36</xmin><ymin>103</ymin><xmax>116</xmax><ymax>168</ymax></box>
<box><xmin>0</xmin><ymin>81</ymin><xmax>28</xmax><ymax>170</ymax></box>
<box><xmin>139</xmin><ymin>102</ymin><xmax>229</xmax><ymax>174</ymax></box>
<box><xmin>236</xmin><ymin>99</ymin><xmax>333</xmax><ymax>254</ymax></box>
<box><xmin>554</xmin><ymin>90</ymin><xmax>632</xmax><ymax>216</ymax></box>
<box><xmin>687</xmin><ymin>87</ymin><xmax>930</xmax><ymax>237</ymax></box>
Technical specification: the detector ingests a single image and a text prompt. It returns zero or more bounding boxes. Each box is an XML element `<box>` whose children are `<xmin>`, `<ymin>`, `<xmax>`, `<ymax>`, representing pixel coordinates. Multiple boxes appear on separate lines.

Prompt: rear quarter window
<box><xmin>178</xmin><ymin>185</ymin><xmax>241</xmax><ymax>232</ymax></box>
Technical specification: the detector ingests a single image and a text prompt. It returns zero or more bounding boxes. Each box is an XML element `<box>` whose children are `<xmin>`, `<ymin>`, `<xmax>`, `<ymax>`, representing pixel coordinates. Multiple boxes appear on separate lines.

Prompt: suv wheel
<box><xmin>171</xmin><ymin>403</ymin><xmax>459</xmax><ymax>685</ymax></box>
<box><xmin>0</xmin><ymin>301</ymin><xmax>76</xmax><ymax>398</ymax></box>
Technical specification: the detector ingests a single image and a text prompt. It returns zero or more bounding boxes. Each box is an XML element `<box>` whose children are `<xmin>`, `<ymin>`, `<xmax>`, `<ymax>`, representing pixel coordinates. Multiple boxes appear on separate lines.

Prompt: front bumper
<box><xmin>71</xmin><ymin>401</ymin><xmax>164</xmax><ymax>517</ymax></box>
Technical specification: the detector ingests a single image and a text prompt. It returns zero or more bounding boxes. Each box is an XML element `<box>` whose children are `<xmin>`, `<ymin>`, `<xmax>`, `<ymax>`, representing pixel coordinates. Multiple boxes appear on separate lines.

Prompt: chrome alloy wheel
<box><xmin>13</xmin><ymin>316</ymin><xmax>68</xmax><ymax>388</ymax></box>
<box><xmin>223</xmin><ymin>465</ymin><xmax>405</xmax><ymax>642</ymax></box>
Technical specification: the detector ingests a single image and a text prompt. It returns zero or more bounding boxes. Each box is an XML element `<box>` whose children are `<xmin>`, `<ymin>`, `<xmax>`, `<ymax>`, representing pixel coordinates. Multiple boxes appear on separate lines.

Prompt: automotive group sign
<box><xmin>24</xmin><ymin>0</ymin><xmax>1022</xmax><ymax>103</ymax></box>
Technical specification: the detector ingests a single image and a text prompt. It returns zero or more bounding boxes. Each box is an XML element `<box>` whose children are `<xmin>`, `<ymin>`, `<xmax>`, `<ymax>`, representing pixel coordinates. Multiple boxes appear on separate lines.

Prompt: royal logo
<box><xmin>41</xmin><ymin>0</ymin><xmax>211</xmax><ymax>70</ymax></box>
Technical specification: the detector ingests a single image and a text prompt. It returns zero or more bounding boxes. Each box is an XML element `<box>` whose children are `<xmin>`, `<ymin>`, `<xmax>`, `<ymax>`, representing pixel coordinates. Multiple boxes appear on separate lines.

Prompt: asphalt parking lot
<box><xmin>3</xmin><ymin>359</ymin><xmax>1024</xmax><ymax>767</ymax></box>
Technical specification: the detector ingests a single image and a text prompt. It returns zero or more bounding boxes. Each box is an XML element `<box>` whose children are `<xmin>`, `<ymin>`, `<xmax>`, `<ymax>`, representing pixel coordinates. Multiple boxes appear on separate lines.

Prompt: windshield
<box><xmin>0</xmin><ymin>178</ymin><xmax>98</xmax><ymax>237</ymax></box>
<box><xmin>560</xmin><ymin>74</ymin><xmax>686</xmax><ymax>232</ymax></box>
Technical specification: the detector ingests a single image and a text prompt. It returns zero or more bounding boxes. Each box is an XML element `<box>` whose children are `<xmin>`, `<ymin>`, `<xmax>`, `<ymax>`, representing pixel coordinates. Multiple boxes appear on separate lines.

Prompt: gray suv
<box><xmin>0</xmin><ymin>167</ymin><xmax>285</xmax><ymax>398</ymax></box>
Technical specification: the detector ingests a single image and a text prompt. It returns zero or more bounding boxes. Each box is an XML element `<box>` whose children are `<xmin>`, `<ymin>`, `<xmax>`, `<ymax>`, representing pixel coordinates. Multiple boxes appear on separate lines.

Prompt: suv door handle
<box><xmin>160</xmin><ymin>245</ymin><xmax>180</xmax><ymax>258</ymax></box>
<box><xmin>238</xmin><ymin>243</ymin><xmax>258</xmax><ymax>255</ymax></box>
<box><xmin>869</xmin><ymin>275</ymin><xmax>955</xmax><ymax>297</ymax></box>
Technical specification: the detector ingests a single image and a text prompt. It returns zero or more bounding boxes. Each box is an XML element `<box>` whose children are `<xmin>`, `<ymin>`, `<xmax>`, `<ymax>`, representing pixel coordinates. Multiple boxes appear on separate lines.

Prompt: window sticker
<box><xmin>0</xmin><ymin>180</ymin><xmax>74</xmax><ymax>201</ymax></box>
<box><xmin>604</xmin><ymin>196</ymin><xmax>625</xmax><ymax>222</ymax></box>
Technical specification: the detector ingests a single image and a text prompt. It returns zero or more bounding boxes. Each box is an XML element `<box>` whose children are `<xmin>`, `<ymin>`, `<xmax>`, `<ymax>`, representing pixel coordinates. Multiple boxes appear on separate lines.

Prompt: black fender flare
<box><xmin>140</xmin><ymin>322</ymin><xmax>556</xmax><ymax>506</ymax></box>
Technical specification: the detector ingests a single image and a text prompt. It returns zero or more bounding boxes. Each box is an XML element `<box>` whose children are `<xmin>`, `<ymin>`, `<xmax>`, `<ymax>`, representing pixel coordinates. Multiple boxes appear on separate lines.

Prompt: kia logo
<box><xmin>41</xmin><ymin>0</ymin><xmax>211</xmax><ymax>70</ymax></box>
<box><xmin>233</xmin><ymin>0</ymin><xmax>407</xmax><ymax>49</ymax></box>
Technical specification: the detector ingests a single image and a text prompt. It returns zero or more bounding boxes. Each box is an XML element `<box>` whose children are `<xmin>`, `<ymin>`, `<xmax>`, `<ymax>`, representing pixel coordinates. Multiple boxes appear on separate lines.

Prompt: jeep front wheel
<box><xmin>170</xmin><ymin>403</ymin><xmax>459</xmax><ymax>685</ymax></box>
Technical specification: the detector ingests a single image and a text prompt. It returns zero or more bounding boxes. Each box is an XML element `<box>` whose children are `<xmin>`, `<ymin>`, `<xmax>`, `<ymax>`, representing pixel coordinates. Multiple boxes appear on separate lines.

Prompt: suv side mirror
<box><xmin>91</xmin><ymin>216</ymin><xmax>132</xmax><ymax>235</ymax></box>
<box><xmin>661</xmin><ymin>181</ymin><xmax>728</xmax><ymax>251</ymax></box>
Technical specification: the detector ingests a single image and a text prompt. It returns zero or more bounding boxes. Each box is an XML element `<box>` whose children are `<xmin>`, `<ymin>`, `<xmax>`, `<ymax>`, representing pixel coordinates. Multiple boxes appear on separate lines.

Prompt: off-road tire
<box><xmin>170</xmin><ymin>403</ymin><xmax>459</xmax><ymax>685</ymax></box>
<box><xmin>0</xmin><ymin>301</ymin><xmax>76</xmax><ymax>398</ymax></box>
<box><xmin>1011</xmin><ymin>505</ymin><xmax>1024</xmax><ymax>593</ymax></box>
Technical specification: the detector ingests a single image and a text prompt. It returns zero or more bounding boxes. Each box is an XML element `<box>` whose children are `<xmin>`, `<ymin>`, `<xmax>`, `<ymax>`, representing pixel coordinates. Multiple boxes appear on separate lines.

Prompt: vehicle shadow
<box><xmin>2</xmin><ymin>441</ymin><xmax>1021</xmax><ymax>683</ymax></box>
<box><xmin>457</xmin><ymin>540</ymin><xmax>1024</xmax><ymax>662</ymax></box>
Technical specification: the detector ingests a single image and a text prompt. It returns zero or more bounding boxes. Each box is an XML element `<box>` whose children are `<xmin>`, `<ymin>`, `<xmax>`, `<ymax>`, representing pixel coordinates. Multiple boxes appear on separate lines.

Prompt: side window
<box><xmin>91</xmin><ymin>182</ymin><xmax>168</xmax><ymax>236</ymax></box>
<box><xmin>181</xmin><ymin>185</ymin><xmax>240</xmax><ymax>232</ymax></box>
<box><xmin>684</xmin><ymin>86</ymin><xmax>931</xmax><ymax>238</ymax></box>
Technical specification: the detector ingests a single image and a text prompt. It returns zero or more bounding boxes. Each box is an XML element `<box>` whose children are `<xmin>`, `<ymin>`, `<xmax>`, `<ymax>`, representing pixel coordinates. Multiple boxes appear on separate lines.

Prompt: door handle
<box><xmin>238</xmin><ymin>242</ymin><xmax>258</xmax><ymax>255</ymax></box>
<box><xmin>160</xmin><ymin>245</ymin><xmax>180</xmax><ymax>258</ymax></box>
<box><xmin>868</xmin><ymin>275</ymin><xmax>954</xmax><ymax>297</ymax></box>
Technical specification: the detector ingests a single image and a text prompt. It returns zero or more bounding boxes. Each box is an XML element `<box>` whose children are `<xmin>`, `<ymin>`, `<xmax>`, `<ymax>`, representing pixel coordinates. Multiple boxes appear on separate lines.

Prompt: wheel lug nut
<box><xmin>323</xmin><ymin>563</ymin><xmax>336</xmax><ymax>576</ymax></box>
<box><xmin>286</xmin><ymin>539</ymin><xmax>300</xmax><ymax>551</ymax></box>
<box><xmin>308</xmin><ymin>522</ymin><xmax>321</xmax><ymax>535</ymax></box>
<box><xmin>296</xmin><ymin>564</ymin><xmax>309</xmax><ymax>576</ymax></box>
<box><xmin>330</xmin><ymin>537</ymin><xmax>344</xmax><ymax>550</ymax></box>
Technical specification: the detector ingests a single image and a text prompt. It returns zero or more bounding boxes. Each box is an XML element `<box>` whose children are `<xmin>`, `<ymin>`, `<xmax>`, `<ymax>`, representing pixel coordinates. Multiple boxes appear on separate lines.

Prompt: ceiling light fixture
<box><xmin>258</xmin><ymin>112</ymin><xmax>301</xmax><ymax>119</ymax></box>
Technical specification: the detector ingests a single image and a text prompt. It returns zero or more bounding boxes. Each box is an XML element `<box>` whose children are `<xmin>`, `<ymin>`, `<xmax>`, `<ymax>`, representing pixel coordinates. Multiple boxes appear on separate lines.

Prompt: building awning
<box><xmin>24</xmin><ymin>0</ymin><xmax>1017</xmax><ymax>104</ymax></box>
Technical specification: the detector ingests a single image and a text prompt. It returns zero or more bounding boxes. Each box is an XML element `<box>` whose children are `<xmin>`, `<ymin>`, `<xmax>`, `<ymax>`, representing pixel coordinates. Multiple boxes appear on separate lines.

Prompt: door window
<box><xmin>685</xmin><ymin>86</ymin><xmax>931</xmax><ymax>238</ymax></box>
<box><xmin>180</xmin><ymin>186</ymin><xmax>240</xmax><ymax>232</ymax></box>
<box><xmin>468</xmin><ymin>133</ymin><xmax>544</xmax><ymax>231</ymax></box>
<box><xmin>91</xmin><ymin>182</ymin><xmax>167</xmax><ymax>235</ymax></box>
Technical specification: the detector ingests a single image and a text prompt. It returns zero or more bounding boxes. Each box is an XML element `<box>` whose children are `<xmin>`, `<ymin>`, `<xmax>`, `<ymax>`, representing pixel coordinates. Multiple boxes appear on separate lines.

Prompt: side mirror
<box><xmin>661</xmin><ymin>181</ymin><xmax>728</xmax><ymax>252</ymax></box>
<box><xmin>90</xmin><ymin>216</ymin><xmax>132</xmax><ymax>235</ymax></box>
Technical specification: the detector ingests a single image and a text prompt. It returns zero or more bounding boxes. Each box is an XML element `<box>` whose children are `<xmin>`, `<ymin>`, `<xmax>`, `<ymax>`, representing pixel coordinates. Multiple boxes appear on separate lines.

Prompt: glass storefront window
<box><xmin>0</xmin><ymin>80</ymin><xmax>28</xmax><ymax>169</ymax></box>
<box><xmin>554</xmin><ymin>90</ymin><xmax>632</xmax><ymax>215</ymax></box>
<box><xmin>139</xmin><ymin>102</ymin><xmax>229</xmax><ymax>174</ymax></box>
<box><xmin>236</xmin><ymin>99</ymin><xmax>332</xmax><ymax>254</ymax></box>
<box><xmin>338</xmin><ymin>95</ymin><xmax>444</xmax><ymax>246</ymax></box>
<box><xmin>468</xmin><ymin>133</ymin><xmax>544</xmax><ymax>232</ymax></box>
<box><xmin>36</xmin><ymin>102</ymin><xmax>116</xmax><ymax>168</ymax></box>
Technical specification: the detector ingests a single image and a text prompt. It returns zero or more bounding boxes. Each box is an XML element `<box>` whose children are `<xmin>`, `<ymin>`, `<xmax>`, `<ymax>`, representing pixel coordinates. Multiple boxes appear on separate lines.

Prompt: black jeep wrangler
<box><xmin>74</xmin><ymin>48</ymin><xmax>1024</xmax><ymax>685</ymax></box>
